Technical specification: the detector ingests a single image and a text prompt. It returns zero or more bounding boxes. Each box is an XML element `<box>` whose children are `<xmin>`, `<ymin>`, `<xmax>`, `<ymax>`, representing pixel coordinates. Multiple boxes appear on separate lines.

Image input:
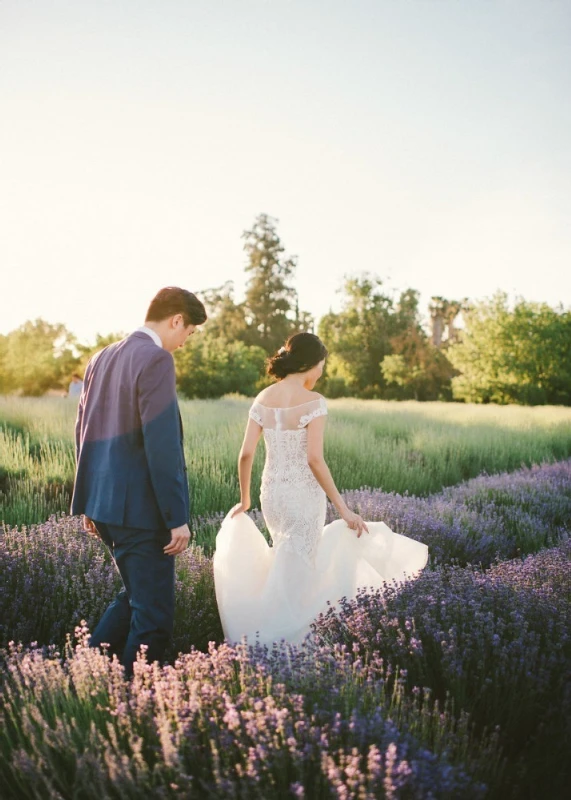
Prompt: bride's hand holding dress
<box><xmin>341</xmin><ymin>509</ymin><xmax>369</xmax><ymax>538</ymax></box>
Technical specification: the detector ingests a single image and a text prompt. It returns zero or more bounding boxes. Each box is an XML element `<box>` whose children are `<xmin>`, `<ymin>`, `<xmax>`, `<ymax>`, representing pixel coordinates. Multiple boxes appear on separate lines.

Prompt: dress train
<box><xmin>214</xmin><ymin>511</ymin><xmax>428</xmax><ymax>645</ymax></box>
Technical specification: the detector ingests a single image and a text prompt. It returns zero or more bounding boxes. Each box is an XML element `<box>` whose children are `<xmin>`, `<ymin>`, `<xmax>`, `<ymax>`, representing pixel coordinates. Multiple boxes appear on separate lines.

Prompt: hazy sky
<box><xmin>1</xmin><ymin>0</ymin><xmax>570</xmax><ymax>343</ymax></box>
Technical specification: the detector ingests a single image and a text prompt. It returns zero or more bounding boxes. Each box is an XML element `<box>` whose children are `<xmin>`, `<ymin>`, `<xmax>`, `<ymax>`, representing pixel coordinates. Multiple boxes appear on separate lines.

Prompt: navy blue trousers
<box><xmin>90</xmin><ymin>522</ymin><xmax>175</xmax><ymax>676</ymax></box>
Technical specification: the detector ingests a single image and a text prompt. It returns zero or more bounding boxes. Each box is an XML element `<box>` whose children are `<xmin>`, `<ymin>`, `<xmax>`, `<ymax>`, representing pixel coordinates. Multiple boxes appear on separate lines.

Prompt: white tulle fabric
<box><xmin>213</xmin><ymin>398</ymin><xmax>428</xmax><ymax>645</ymax></box>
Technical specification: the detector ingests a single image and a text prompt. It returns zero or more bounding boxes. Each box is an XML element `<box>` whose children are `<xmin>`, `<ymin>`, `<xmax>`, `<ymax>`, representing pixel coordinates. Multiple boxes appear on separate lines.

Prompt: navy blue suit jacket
<box><xmin>71</xmin><ymin>332</ymin><xmax>189</xmax><ymax>531</ymax></box>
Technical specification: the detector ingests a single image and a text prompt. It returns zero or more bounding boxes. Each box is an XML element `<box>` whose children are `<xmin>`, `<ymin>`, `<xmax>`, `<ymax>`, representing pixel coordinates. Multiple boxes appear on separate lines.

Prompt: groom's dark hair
<box><xmin>145</xmin><ymin>287</ymin><xmax>207</xmax><ymax>327</ymax></box>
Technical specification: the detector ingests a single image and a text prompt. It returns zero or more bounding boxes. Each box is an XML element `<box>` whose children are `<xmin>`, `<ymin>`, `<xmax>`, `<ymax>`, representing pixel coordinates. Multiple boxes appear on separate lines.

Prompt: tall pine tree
<box><xmin>242</xmin><ymin>214</ymin><xmax>312</xmax><ymax>353</ymax></box>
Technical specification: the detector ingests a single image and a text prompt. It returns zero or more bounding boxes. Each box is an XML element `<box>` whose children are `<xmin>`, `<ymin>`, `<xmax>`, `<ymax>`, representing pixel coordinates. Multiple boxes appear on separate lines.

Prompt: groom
<box><xmin>71</xmin><ymin>286</ymin><xmax>207</xmax><ymax>675</ymax></box>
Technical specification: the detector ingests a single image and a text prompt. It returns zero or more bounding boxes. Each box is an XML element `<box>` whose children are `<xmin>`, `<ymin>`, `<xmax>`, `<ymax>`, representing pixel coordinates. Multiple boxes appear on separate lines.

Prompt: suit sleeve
<box><xmin>138</xmin><ymin>349</ymin><xmax>189</xmax><ymax>529</ymax></box>
<box><xmin>75</xmin><ymin>395</ymin><xmax>84</xmax><ymax>463</ymax></box>
<box><xmin>74</xmin><ymin>358</ymin><xmax>93</xmax><ymax>462</ymax></box>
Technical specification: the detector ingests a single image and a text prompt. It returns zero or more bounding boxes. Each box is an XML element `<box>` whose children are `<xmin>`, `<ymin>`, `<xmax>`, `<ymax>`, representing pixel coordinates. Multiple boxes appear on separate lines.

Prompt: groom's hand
<box><xmin>164</xmin><ymin>523</ymin><xmax>191</xmax><ymax>555</ymax></box>
<box><xmin>82</xmin><ymin>515</ymin><xmax>98</xmax><ymax>537</ymax></box>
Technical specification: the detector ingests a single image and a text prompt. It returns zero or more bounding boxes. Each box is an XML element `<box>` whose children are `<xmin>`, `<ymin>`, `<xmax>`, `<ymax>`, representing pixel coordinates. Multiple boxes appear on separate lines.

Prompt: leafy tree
<box><xmin>449</xmin><ymin>293</ymin><xmax>571</xmax><ymax>405</ymax></box>
<box><xmin>172</xmin><ymin>280</ymin><xmax>268</xmax><ymax>398</ymax></box>
<box><xmin>381</xmin><ymin>355</ymin><xmax>415</xmax><ymax>394</ymax></box>
<box><xmin>319</xmin><ymin>275</ymin><xmax>395</xmax><ymax>397</ymax></box>
<box><xmin>383</xmin><ymin>288</ymin><xmax>456</xmax><ymax>400</ymax></box>
<box><xmin>393</xmin><ymin>288</ymin><xmax>423</xmax><ymax>334</ymax></box>
<box><xmin>242</xmin><ymin>214</ymin><xmax>312</xmax><ymax>353</ymax></box>
<box><xmin>320</xmin><ymin>279</ymin><xmax>456</xmax><ymax>400</ymax></box>
<box><xmin>174</xmin><ymin>335</ymin><xmax>266</xmax><ymax>398</ymax></box>
<box><xmin>0</xmin><ymin>335</ymin><xmax>9</xmax><ymax>393</ymax></box>
<box><xmin>199</xmin><ymin>282</ymin><xmax>248</xmax><ymax>343</ymax></box>
<box><xmin>382</xmin><ymin>328</ymin><xmax>455</xmax><ymax>401</ymax></box>
<box><xmin>0</xmin><ymin>319</ymin><xmax>78</xmax><ymax>395</ymax></box>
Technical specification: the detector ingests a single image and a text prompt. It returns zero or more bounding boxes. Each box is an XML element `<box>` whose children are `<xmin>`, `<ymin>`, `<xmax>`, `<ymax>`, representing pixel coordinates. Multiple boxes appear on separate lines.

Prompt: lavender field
<box><xmin>1</xmin><ymin>400</ymin><xmax>570</xmax><ymax>798</ymax></box>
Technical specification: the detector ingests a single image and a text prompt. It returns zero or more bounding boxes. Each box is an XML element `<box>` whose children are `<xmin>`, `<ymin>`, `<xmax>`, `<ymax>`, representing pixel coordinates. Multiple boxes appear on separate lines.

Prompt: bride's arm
<box><xmin>307</xmin><ymin>416</ymin><xmax>369</xmax><ymax>537</ymax></box>
<box><xmin>231</xmin><ymin>418</ymin><xmax>263</xmax><ymax>517</ymax></box>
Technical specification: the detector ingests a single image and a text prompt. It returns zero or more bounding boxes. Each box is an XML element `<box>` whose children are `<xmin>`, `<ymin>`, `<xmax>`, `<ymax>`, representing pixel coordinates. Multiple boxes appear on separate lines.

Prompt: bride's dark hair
<box><xmin>267</xmin><ymin>332</ymin><xmax>328</xmax><ymax>379</ymax></box>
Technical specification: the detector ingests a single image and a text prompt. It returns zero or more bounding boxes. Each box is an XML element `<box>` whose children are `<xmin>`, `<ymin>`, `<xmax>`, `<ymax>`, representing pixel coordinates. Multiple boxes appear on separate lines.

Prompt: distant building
<box><xmin>429</xmin><ymin>297</ymin><xmax>465</xmax><ymax>348</ymax></box>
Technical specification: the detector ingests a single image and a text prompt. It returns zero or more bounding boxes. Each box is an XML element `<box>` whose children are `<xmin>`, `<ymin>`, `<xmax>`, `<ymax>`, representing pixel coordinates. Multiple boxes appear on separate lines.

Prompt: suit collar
<box><xmin>135</xmin><ymin>326</ymin><xmax>163</xmax><ymax>348</ymax></box>
<box><xmin>129</xmin><ymin>330</ymin><xmax>162</xmax><ymax>346</ymax></box>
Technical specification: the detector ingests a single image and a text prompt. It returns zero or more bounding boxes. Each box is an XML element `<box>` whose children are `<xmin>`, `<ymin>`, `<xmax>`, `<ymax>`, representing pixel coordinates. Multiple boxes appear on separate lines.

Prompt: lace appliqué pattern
<box><xmin>248</xmin><ymin>407</ymin><xmax>263</xmax><ymax>426</ymax></box>
<box><xmin>298</xmin><ymin>398</ymin><xmax>327</xmax><ymax>428</ymax></box>
<box><xmin>249</xmin><ymin>398</ymin><xmax>328</xmax><ymax>567</ymax></box>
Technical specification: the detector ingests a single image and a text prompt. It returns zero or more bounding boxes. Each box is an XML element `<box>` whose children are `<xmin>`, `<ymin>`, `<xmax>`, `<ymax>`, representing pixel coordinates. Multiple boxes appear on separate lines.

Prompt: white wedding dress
<box><xmin>213</xmin><ymin>398</ymin><xmax>428</xmax><ymax>645</ymax></box>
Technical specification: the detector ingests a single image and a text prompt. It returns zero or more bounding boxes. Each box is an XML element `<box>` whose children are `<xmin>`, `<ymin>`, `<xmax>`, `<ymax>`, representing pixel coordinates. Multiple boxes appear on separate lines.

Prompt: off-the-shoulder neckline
<box><xmin>253</xmin><ymin>397</ymin><xmax>324</xmax><ymax>410</ymax></box>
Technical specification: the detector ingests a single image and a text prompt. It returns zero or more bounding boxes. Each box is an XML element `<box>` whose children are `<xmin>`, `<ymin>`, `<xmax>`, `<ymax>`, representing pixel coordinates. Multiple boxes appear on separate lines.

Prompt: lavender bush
<box><xmin>0</xmin><ymin>632</ymin><xmax>499</xmax><ymax>799</ymax></box>
<box><xmin>0</xmin><ymin>516</ymin><xmax>223</xmax><ymax>656</ymax></box>
<box><xmin>314</xmin><ymin>543</ymin><xmax>571</xmax><ymax>797</ymax></box>
<box><xmin>335</xmin><ymin>460</ymin><xmax>571</xmax><ymax>567</ymax></box>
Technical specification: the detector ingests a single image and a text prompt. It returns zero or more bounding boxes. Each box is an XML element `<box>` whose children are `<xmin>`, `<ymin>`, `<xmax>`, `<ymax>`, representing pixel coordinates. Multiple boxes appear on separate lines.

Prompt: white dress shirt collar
<box><xmin>136</xmin><ymin>326</ymin><xmax>163</xmax><ymax>349</ymax></box>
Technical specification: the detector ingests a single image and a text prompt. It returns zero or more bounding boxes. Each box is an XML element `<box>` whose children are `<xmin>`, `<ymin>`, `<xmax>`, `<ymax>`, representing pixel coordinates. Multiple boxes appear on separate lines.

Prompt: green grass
<box><xmin>1</xmin><ymin>395</ymin><xmax>571</xmax><ymax>527</ymax></box>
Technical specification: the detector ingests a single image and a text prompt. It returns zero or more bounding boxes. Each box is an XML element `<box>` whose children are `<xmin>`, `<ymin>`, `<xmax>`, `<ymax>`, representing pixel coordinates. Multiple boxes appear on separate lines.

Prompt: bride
<box><xmin>213</xmin><ymin>332</ymin><xmax>428</xmax><ymax>645</ymax></box>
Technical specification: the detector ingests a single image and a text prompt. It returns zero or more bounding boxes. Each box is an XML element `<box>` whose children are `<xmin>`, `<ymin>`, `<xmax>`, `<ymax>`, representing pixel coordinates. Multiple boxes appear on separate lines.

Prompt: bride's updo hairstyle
<box><xmin>267</xmin><ymin>332</ymin><xmax>328</xmax><ymax>379</ymax></box>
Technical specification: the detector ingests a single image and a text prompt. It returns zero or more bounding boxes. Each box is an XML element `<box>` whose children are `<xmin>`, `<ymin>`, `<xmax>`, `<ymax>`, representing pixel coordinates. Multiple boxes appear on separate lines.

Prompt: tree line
<box><xmin>1</xmin><ymin>214</ymin><xmax>570</xmax><ymax>405</ymax></box>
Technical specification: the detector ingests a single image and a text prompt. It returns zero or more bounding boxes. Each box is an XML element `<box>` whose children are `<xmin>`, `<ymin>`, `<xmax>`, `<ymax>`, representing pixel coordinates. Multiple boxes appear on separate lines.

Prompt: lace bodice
<box><xmin>248</xmin><ymin>397</ymin><xmax>328</xmax><ymax>431</ymax></box>
<box><xmin>249</xmin><ymin>397</ymin><xmax>328</xmax><ymax>564</ymax></box>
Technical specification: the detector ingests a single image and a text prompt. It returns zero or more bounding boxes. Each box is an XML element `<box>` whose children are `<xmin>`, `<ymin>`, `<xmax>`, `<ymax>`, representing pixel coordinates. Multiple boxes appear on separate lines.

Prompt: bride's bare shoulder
<box><xmin>254</xmin><ymin>387</ymin><xmax>277</xmax><ymax>405</ymax></box>
<box><xmin>303</xmin><ymin>391</ymin><xmax>325</xmax><ymax>404</ymax></box>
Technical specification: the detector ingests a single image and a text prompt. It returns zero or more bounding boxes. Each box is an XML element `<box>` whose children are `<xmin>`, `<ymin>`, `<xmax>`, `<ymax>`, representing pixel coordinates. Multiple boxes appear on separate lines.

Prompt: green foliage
<box><xmin>319</xmin><ymin>275</ymin><xmax>395</xmax><ymax>397</ymax></box>
<box><xmin>174</xmin><ymin>335</ymin><xmax>266</xmax><ymax>398</ymax></box>
<box><xmin>381</xmin><ymin>354</ymin><xmax>411</xmax><ymax>389</ymax></box>
<box><xmin>0</xmin><ymin>336</ymin><xmax>8</xmax><ymax>394</ymax></box>
<box><xmin>322</xmin><ymin>372</ymin><xmax>350</xmax><ymax>398</ymax></box>
<box><xmin>199</xmin><ymin>281</ymin><xmax>248</xmax><ymax>343</ymax></box>
<box><xmin>382</xmin><ymin>327</ymin><xmax>456</xmax><ymax>401</ymax></box>
<box><xmin>173</xmin><ymin>280</ymin><xmax>267</xmax><ymax>397</ymax></box>
<box><xmin>449</xmin><ymin>293</ymin><xmax>571</xmax><ymax>405</ymax></box>
<box><xmin>319</xmin><ymin>278</ymin><xmax>453</xmax><ymax>400</ymax></box>
<box><xmin>0</xmin><ymin>322</ymin><xmax>126</xmax><ymax>397</ymax></box>
<box><xmin>0</xmin><ymin>319</ymin><xmax>78</xmax><ymax>396</ymax></box>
